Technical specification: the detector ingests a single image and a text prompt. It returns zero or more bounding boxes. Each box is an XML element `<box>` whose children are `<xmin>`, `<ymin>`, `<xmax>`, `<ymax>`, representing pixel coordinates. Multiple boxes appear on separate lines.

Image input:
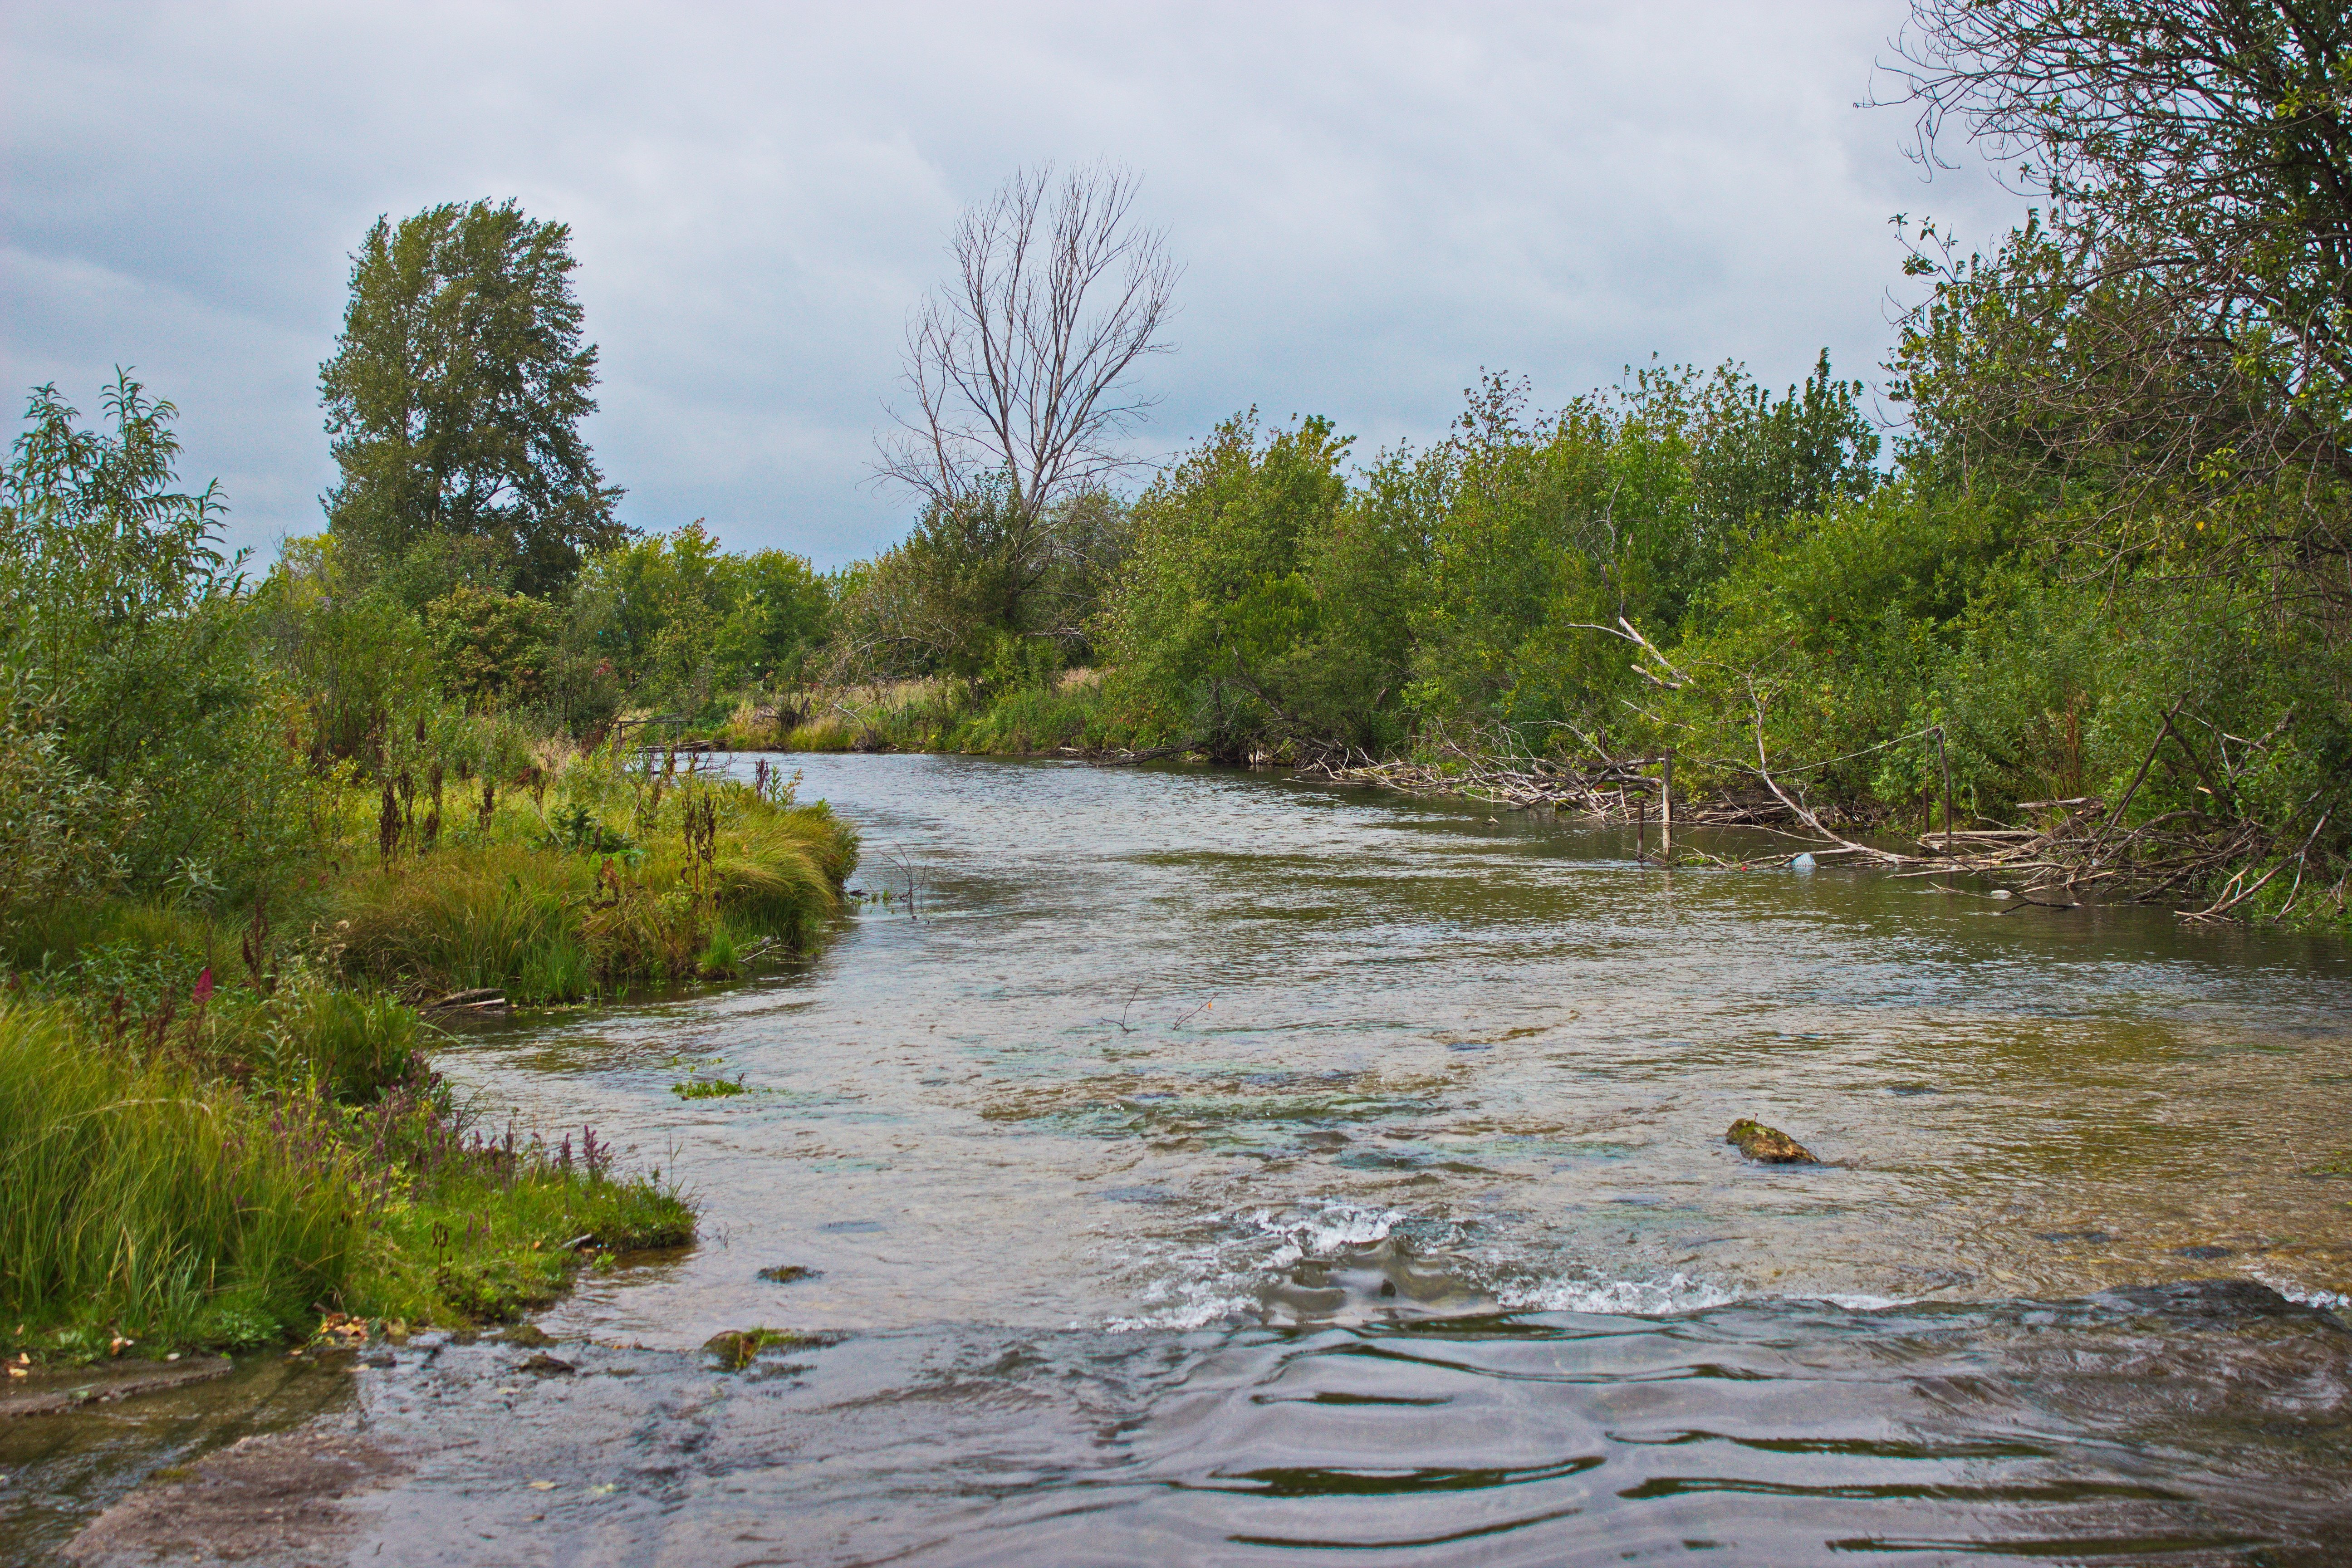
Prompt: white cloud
<box><xmin>1</xmin><ymin>0</ymin><xmax>2025</xmax><ymax>568</ymax></box>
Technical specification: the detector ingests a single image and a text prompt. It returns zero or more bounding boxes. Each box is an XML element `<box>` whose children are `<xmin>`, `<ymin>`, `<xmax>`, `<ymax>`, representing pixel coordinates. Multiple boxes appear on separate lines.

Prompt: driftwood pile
<box><xmin>1290</xmin><ymin>720</ymin><xmax>2338</xmax><ymax>923</ymax></box>
<box><xmin>1293</xmin><ymin>749</ymin><xmax>1799</xmax><ymax>827</ymax></box>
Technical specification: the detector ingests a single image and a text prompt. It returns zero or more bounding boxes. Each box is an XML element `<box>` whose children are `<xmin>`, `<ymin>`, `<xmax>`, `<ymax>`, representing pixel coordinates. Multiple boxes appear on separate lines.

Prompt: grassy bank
<box><xmin>715</xmin><ymin>674</ymin><xmax>1141</xmax><ymax>758</ymax></box>
<box><xmin>327</xmin><ymin>753</ymin><xmax>856</xmax><ymax>1002</ymax></box>
<box><xmin>0</xmin><ymin>995</ymin><xmax>690</xmax><ymax>1363</ymax></box>
<box><xmin>0</xmin><ymin>736</ymin><xmax>856</xmax><ymax>1364</ymax></box>
<box><xmin>7</xmin><ymin>744</ymin><xmax>858</xmax><ymax>1008</ymax></box>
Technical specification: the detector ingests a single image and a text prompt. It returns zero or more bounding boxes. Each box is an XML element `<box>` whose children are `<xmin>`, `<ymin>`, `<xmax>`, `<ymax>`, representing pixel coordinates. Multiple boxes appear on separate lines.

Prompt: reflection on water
<box><xmin>16</xmin><ymin>755</ymin><xmax>2352</xmax><ymax>1562</ymax></box>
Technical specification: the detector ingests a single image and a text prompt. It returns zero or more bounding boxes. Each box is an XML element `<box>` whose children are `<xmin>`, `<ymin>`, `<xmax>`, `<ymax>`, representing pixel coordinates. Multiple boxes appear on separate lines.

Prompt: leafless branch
<box><xmin>876</xmin><ymin>162</ymin><xmax>1179</xmax><ymax>527</ymax></box>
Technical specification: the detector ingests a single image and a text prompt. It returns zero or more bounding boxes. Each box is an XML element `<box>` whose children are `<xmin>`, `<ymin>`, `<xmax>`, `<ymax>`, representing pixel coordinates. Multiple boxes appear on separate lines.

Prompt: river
<box><xmin>14</xmin><ymin>755</ymin><xmax>2352</xmax><ymax>1563</ymax></box>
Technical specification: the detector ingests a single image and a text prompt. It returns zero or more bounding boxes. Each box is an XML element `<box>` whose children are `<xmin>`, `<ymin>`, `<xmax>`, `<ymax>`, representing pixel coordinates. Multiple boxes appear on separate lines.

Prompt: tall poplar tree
<box><xmin>319</xmin><ymin>199</ymin><xmax>625</xmax><ymax>596</ymax></box>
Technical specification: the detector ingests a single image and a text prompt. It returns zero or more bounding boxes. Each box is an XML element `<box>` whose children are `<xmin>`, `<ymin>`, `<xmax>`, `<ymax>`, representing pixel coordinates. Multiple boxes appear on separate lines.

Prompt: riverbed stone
<box><xmin>1727</xmin><ymin>1118</ymin><xmax>1816</xmax><ymax>1164</ymax></box>
<box><xmin>701</xmin><ymin>1328</ymin><xmax>838</xmax><ymax>1371</ymax></box>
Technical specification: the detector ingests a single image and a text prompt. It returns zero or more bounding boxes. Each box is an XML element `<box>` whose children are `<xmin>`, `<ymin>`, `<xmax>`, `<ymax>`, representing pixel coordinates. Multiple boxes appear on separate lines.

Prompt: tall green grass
<box><xmin>0</xmin><ymin>997</ymin><xmax>695</xmax><ymax>1356</ymax></box>
<box><xmin>331</xmin><ymin>793</ymin><xmax>855</xmax><ymax>1001</ymax></box>
<box><xmin>0</xmin><ymin>1000</ymin><xmax>355</xmax><ymax>1351</ymax></box>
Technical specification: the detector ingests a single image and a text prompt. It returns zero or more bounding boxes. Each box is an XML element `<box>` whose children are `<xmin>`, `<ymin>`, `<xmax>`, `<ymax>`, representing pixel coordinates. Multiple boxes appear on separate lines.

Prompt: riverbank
<box><xmin>0</xmin><ymin>995</ymin><xmax>692</xmax><ymax>1366</ymax></box>
<box><xmin>0</xmin><ymin>750</ymin><xmax>859</xmax><ymax>1364</ymax></box>
<box><xmin>698</xmin><ymin>675</ymin><xmax>2344</xmax><ymax>930</ymax></box>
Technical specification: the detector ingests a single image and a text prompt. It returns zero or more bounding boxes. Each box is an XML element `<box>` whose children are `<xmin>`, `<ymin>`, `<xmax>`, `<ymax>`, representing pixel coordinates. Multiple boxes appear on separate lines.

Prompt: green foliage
<box><xmin>319</xmin><ymin>199</ymin><xmax>626</xmax><ymax>595</ymax></box>
<box><xmin>1900</xmin><ymin>3</ymin><xmax>2352</xmax><ymax>543</ymax></box>
<box><xmin>671</xmin><ymin>1072</ymin><xmax>746</xmax><ymax>1099</ymax></box>
<box><xmin>1655</xmin><ymin>482</ymin><xmax>2013</xmax><ymax>805</ymax></box>
<box><xmin>0</xmin><ymin>693</ymin><xmax>137</xmax><ymax>931</ymax></box>
<box><xmin>573</xmin><ymin>522</ymin><xmax>833</xmax><ymax>715</ymax></box>
<box><xmin>1103</xmin><ymin>412</ymin><xmax>1355</xmax><ymax>757</ymax></box>
<box><xmin>0</xmin><ymin>376</ymin><xmax>309</xmax><ymax>909</ymax></box>
<box><xmin>1400</xmin><ymin>361</ymin><xmax>1877</xmax><ymax>737</ymax></box>
<box><xmin>252</xmin><ymin>534</ymin><xmax>439</xmax><ymax>764</ymax></box>
<box><xmin>829</xmin><ymin>485</ymin><xmax>1127</xmax><ymax>690</ymax></box>
<box><xmin>1097</xmin><ymin>359</ymin><xmax>1878</xmax><ymax>760</ymax></box>
<box><xmin>423</xmin><ymin>584</ymin><xmax>564</xmax><ymax>709</ymax></box>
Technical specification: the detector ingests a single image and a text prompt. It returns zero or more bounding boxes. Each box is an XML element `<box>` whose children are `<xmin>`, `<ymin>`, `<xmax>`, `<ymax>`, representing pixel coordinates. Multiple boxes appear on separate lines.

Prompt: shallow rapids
<box><xmin>15</xmin><ymin>755</ymin><xmax>2352</xmax><ymax>1563</ymax></box>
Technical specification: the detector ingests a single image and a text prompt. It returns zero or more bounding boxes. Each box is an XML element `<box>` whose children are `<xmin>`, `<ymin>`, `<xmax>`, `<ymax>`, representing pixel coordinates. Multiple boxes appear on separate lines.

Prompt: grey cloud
<box><xmin>3</xmin><ymin>1</ymin><xmax>2026</xmax><ymax>568</ymax></box>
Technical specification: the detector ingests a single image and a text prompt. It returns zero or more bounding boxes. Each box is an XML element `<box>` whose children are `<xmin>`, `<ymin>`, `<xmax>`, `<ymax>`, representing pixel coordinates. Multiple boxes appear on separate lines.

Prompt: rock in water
<box><xmin>757</xmin><ymin>1264</ymin><xmax>820</xmax><ymax>1284</ymax></box>
<box><xmin>1727</xmin><ymin>1118</ymin><xmax>1815</xmax><ymax>1163</ymax></box>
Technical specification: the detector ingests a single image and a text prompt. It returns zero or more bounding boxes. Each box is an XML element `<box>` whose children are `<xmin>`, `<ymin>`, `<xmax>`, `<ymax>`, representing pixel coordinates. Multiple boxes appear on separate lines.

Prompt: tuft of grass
<box><xmin>0</xmin><ymin>997</ymin><xmax>696</xmax><ymax>1358</ymax></box>
<box><xmin>696</xmin><ymin>919</ymin><xmax>741</xmax><ymax>977</ymax></box>
<box><xmin>701</xmin><ymin>1326</ymin><xmax>833</xmax><ymax>1370</ymax></box>
<box><xmin>350</xmin><ymin>1129</ymin><xmax>692</xmax><ymax>1325</ymax></box>
<box><xmin>671</xmin><ymin>1074</ymin><xmax>746</xmax><ymax>1100</ymax></box>
<box><xmin>330</xmin><ymin>788</ymin><xmax>856</xmax><ymax>1002</ymax></box>
<box><xmin>0</xmin><ymin>1000</ymin><xmax>356</xmax><ymax>1352</ymax></box>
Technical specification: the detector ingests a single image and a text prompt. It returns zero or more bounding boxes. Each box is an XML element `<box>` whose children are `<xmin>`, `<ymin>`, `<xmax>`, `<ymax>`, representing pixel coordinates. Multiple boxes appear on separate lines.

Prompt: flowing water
<box><xmin>12</xmin><ymin>755</ymin><xmax>2352</xmax><ymax>1563</ymax></box>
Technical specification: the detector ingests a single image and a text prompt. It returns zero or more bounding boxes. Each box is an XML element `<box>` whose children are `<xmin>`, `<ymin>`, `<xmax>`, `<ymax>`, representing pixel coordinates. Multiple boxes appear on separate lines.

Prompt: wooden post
<box><xmin>1937</xmin><ymin>727</ymin><xmax>1954</xmax><ymax>856</ymax></box>
<box><xmin>1636</xmin><ymin>790</ymin><xmax>1646</xmax><ymax>866</ymax></box>
<box><xmin>1660</xmin><ymin>748</ymin><xmax>1674</xmax><ymax>863</ymax></box>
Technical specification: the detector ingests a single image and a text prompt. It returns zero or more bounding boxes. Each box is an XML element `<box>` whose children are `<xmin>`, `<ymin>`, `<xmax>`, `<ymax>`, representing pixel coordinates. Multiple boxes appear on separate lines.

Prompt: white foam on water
<box><xmin>1106</xmin><ymin>1198</ymin><xmax>1917</xmax><ymax>1331</ymax></box>
<box><xmin>1496</xmin><ymin>1271</ymin><xmax>1740</xmax><ymax>1316</ymax></box>
<box><xmin>1793</xmin><ymin>1292</ymin><xmax>1916</xmax><ymax>1312</ymax></box>
<box><xmin>2254</xmin><ymin>1271</ymin><xmax>2352</xmax><ymax>1310</ymax></box>
<box><xmin>1102</xmin><ymin>1276</ymin><xmax>1255</xmax><ymax>1333</ymax></box>
<box><xmin>1103</xmin><ymin>1199</ymin><xmax>1420</xmax><ymax>1332</ymax></box>
<box><xmin>1252</xmin><ymin>1200</ymin><xmax>1407</xmax><ymax>1268</ymax></box>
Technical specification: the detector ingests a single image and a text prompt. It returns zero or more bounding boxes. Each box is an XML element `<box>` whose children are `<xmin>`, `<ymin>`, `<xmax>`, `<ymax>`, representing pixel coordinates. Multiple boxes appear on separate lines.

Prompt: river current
<box><xmin>14</xmin><ymin>755</ymin><xmax>2352</xmax><ymax>1563</ymax></box>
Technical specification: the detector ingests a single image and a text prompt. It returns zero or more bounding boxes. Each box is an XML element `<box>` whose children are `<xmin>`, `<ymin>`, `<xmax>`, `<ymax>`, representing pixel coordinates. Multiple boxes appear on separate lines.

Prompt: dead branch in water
<box><xmin>1290</xmin><ymin>706</ymin><xmax>2337</xmax><ymax>923</ymax></box>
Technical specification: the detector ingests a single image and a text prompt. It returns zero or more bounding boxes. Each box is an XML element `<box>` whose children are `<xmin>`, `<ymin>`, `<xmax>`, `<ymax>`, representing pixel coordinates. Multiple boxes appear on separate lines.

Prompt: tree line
<box><xmin>5</xmin><ymin>0</ymin><xmax>2348</xmax><ymax>931</ymax></box>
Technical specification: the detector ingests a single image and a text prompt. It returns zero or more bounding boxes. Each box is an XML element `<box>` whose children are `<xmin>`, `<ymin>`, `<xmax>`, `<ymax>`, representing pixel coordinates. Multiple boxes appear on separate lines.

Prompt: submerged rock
<box><xmin>756</xmin><ymin>1264</ymin><xmax>821</xmax><ymax>1284</ymax></box>
<box><xmin>1727</xmin><ymin>1118</ymin><xmax>1816</xmax><ymax>1164</ymax></box>
<box><xmin>701</xmin><ymin>1327</ymin><xmax>839</xmax><ymax>1371</ymax></box>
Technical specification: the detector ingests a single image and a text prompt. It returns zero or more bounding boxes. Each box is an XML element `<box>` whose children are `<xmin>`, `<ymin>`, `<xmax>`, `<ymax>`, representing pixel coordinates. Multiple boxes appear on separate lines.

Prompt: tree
<box><xmin>863</xmin><ymin>164</ymin><xmax>1176</xmax><ymax>673</ymax></box>
<box><xmin>1887</xmin><ymin>2</ymin><xmax>2352</xmax><ymax>583</ymax></box>
<box><xmin>319</xmin><ymin>199</ymin><xmax>625</xmax><ymax>597</ymax></box>
<box><xmin>1</xmin><ymin>375</ymin><xmax>304</xmax><ymax>898</ymax></box>
<box><xmin>1104</xmin><ymin>414</ymin><xmax>1356</xmax><ymax>756</ymax></box>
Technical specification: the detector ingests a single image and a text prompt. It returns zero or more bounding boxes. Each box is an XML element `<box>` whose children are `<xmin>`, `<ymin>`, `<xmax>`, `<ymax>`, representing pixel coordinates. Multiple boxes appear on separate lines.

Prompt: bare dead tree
<box><xmin>877</xmin><ymin>163</ymin><xmax>1178</xmax><ymax>528</ymax></box>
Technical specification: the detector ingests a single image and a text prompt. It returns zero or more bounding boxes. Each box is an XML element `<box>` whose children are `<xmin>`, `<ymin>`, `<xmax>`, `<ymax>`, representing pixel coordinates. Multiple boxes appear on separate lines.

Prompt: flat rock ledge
<box><xmin>0</xmin><ymin>1357</ymin><xmax>234</xmax><ymax>1419</ymax></box>
<box><xmin>64</xmin><ymin>1427</ymin><xmax>406</xmax><ymax>1568</ymax></box>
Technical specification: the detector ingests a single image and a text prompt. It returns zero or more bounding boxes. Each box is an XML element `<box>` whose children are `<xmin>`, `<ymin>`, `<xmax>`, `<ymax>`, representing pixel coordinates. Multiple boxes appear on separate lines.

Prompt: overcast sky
<box><xmin>3</xmin><ymin>1</ymin><xmax>2024</xmax><ymax>568</ymax></box>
